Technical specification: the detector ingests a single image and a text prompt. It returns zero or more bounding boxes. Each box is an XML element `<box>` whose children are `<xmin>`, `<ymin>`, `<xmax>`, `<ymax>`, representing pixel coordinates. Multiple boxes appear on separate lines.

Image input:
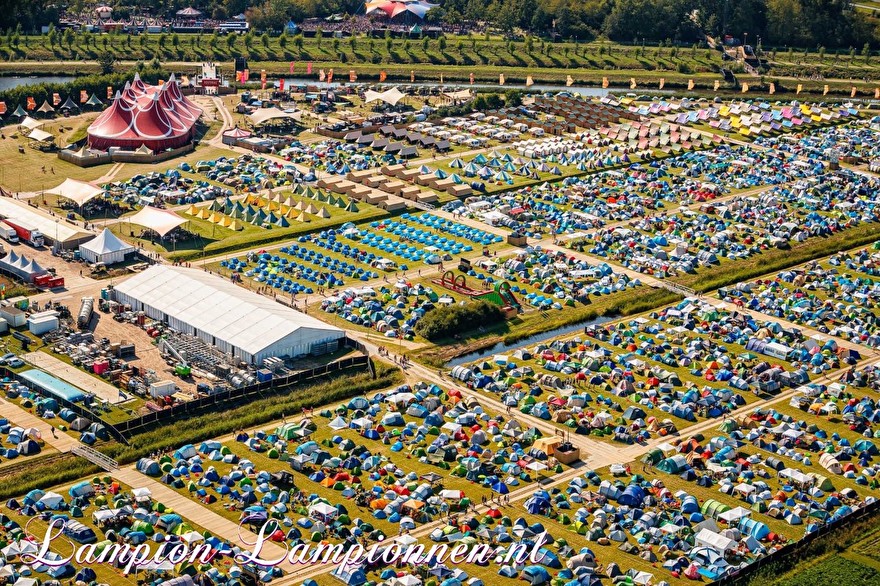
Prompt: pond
<box><xmin>0</xmin><ymin>75</ymin><xmax>78</xmax><ymax>92</ymax></box>
<box><xmin>446</xmin><ymin>313</ymin><xmax>617</xmax><ymax>367</ymax></box>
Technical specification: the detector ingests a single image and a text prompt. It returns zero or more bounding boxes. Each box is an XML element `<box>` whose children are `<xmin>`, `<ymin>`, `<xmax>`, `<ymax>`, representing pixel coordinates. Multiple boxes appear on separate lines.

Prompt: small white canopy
<box><xmin>46</xmin><ymin>178</ymin><xmax>103</xmax><ymax>206</ymax></box>
<box><xmin>365</xmin><ymin>87</ymin><xmax>405</xmax><ymax>106</ymax></box>
<box><xmin>19</xmin><ymin>116</ymin><xmax>43</xmax><ymax>130</ymax></box>
<box><xmin>248</xmin><ymin>108</ymin><xmax>302</xmax><ymax>126</ymax></box>
<box><xmin>718</xmin><ymin>506</ymin><xmax>751</xmax><ymax>522</ymax></box>
<box><xmin>80</xmin><ymin>228</ymin><xmax>136</xmax><ymax>264</ymax></box>
<box><xmin>128</xmin><ymin>206</ymin><xmax>187</xmax><ymax>237</ymax></box>
<box><xmin>27</xmin><ymin>128</ymin><xmax>54</xmax><ymax>142</ymax></box>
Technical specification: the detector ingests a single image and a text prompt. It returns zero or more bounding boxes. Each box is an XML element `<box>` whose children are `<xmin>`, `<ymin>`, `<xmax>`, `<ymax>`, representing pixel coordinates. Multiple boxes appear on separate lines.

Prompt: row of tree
<box><xmin>1</xmin><ymin>0</ymin><xmax>875</xmax><ymax>49</ymax></box>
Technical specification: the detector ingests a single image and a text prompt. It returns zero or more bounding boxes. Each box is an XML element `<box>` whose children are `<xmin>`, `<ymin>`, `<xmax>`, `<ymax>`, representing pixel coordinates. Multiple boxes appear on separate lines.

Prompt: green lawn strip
<box><xmin>669</xmin><ymin>221</ymin><xmax>880</xmax><ymax>293</ymax></box>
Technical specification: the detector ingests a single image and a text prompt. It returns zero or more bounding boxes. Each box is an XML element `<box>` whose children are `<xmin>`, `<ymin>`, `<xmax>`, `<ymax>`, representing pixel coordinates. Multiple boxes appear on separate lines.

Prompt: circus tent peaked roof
<box><xmin>365</xmin><ymin>0</ymin><xmax>438</xmax><ymax>19</ymax></box>
<box><xmin>87</xmin><ymin>73</ymin><xmax>202</xmax><ymax>151</ymax></box>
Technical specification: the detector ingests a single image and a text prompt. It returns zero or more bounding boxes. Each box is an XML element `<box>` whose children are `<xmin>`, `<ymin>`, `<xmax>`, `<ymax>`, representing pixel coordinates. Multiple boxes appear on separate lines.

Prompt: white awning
<box><xmin>364</xmin><ymin>87</ymin><xmax>405</xmax><ymax>106</ymax></box>
<box><xmin>19</xmin><ymin>116</ymin><xmax>44</xmax><ymax>130</ymax></box>
<box><xmin>248</xmin><ymin>108</ymin><xmax>302</xmax><ymax>126</ymax></box>
<box><xmin>46</xmin><ymin>178</ymin><xmax>102</xmax><ymax>205</ymax></box>
<box><xmin>127</xmin><ymin>206</ymin><xmax>187</xmax><ymax>236</ymax></box>
<box><xmin>27</xmin><ymin>128</ymin><xmax>54</xmax><ymax>142</ymax></box>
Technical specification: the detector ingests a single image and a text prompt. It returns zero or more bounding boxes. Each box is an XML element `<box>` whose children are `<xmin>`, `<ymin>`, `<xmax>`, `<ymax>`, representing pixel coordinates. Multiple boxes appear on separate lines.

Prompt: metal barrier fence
<box><xmin>113</xmin><ymin>355</ymin><xmax>370</xmax><ymax>436</ymax></box>
<box><xmin>713</xmin><ymin>498</ymin><xmax>880</xmax><ymax>585</ymax></box>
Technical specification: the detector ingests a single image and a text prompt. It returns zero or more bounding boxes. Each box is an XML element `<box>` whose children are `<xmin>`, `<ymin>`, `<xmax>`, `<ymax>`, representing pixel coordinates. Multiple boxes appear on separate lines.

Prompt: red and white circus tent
<box><xmin>87</xmin><ymin>73</ymin><xmax>203</xmax><ymax>151</ymax></box>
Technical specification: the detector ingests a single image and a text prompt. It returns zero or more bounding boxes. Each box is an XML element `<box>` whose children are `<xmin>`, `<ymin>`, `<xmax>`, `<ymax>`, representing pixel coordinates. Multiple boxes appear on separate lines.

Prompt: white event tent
<box><xmin>127</xmin><ymin>206</ymin><xmax>187</xmax><ymax>237</ymax></box>
<box><xmin>45</xmin><ymin>178</ymin><xmax>103</xmax><ymax>206</ymax></box>
<box><xmin>113</xmin><ymin>266</ymin><xmax>344</xmax><ymax>364</ymax></box>
<box><xmin>79</xmin><ymin>228</ymin><xmax>136</xmax><ymax>265</ymax></box>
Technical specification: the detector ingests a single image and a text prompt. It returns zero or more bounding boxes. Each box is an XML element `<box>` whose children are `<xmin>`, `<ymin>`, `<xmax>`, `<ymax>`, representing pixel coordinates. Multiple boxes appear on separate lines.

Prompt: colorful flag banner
<box><xmin>307</xmin><ymin>62</ymin><xmax>312</xmax><ymax>74</ymax></box>
<box><xmin>658</xmin><ymin>78</ymin><xmax>665</xmax><ymax>90</ymax></box>
<box><xmin>688</xmin><ymin>79</ymin><xmax>695</xmax><ymax>91</ymax></box>
<box><xmin>469</xmin><ymin>72</ymin><xmax>474</xmax><ymax>85</ymax></box>
<box><xmin>107</xmin><ymin>86</ymin><xmax>113</xmax><ymax>99</ymax></box>
<box><xmin>327</xmin><ymin>69</ymin><xmax>334</xmax><ymax>83</ymax></box>
<box><xmin>319</xmin><ymin>69</ymin><xmax>326</xmax><ymax>82</ymax></box>
<box><xmin>26</xmin><ymin>96</ymin><xmax>36</xmax><ymax>110</ymax></box>
<box><xmin>769</xmin><ymin>83</ymin><xmax>775</xmax><ymax>95</ymax></box>
<box><xmin>566</xmin><ymin>75</ymin><xmax>573</xmax><ymax>87</ymax></box>
<box><xmin>602</xmin><ymin>77</ymin><xmax>608</xmax><ymax>89</ymax></box>
<box><xmin>499</xmin><ymin>74</ymin><xmax>505</xmax><ymax>86</ymax></box>
<box><xmin>713</xmin><ymin>80</ymin><xmax>720</xmax><ymax>91</ymax></box>
<box><xmin>279</xmin><ymin>79</ymin><xmax>285</xmax><ymax>92</ymax></box>
<box><xmin>379</xmin><ymin>71</ymin><xmax>387</xmax><ymax>82</ymax></box>
<box><xmin>349</xmin><ymin>70</ymin><xmax>357</xmax><ymax>82</ymax></box>
<box><xmin>630</xmin><ymin>78</ymin><xmax>636</xmax><ymax>89</ymax></box>
<box><xmin>852</xmin><ymin>86</ymin><xmax>858</xmax><ymax>98</ymax></box>
<box><xmin>741</xmin><ymin>82</ymin><xmax>749</xmax><ymax>93</ymax></box>
<box><xmin>80</xmin><ymin>90</ymin><xmax>88</xmax><ymax>103</ymax></box>
<box><xmin>796</xmin><ymin>84</ymin><xmax>802</xmax><ymax>94</ymax></box>
<box><xmin>290</xmin><ymin>61</ymin><xmax>295</xmax><ymax>74</ymax></box>
<box><xmin>526</xmin><ymin>75</ymin><xmax>533</xmax><ymax>87</ymax></box>
<box><xmin>823</xmin><ymin>85</ymin><xmax>829</xmax><ymax>96</ymax></box>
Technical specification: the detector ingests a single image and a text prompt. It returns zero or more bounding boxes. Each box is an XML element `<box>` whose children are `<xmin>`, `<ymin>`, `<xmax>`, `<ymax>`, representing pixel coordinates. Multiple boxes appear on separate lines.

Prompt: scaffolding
<box><xmin>161</xmin><ymin>333</ymin><xmax>234</xmax><ymax>377</ymax></box>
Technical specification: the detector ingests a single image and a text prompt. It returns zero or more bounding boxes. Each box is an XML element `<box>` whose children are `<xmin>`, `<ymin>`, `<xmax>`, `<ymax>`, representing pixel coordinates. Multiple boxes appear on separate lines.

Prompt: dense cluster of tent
<box><xmin>576</xmin><ymin>167</ymin><xmax>872</xmax><ymax>279</ymax></box>
<box><xmin>719</xmin><ymin>249</ymin><xmax>880</xmax><ymax>349</ymax></box>
<box><xmin>756</xmin><ymin>120</ymin><xmax>880</xmax><ymax>163</ymax></box>
<box><xmin>104</xmin><ymin>167</ymin><xmax>228</xmax><ymax>208</ymax></box>
<box><xmin>448</xmin><ymin>246</ymin><xmax>640</xmax><ymax>310</ymax></box>
<box><xmin>2</xmin><ymin>479</ymin><xmax>237</xmax><ymax>585</ymax></box>
<box><xmin>681</xmin><ymin>101</ymin><xmax>858</xmax><ymax>138</ymax></box>
<box><xmin>452</xmin><ymin>298</ymin><xmax>843</xmax><ymax>442</ymax></box>
<box><xmin>87</xmin><ymin>73</ymin><xmax>202</xmax><ymax>151</ymax></box>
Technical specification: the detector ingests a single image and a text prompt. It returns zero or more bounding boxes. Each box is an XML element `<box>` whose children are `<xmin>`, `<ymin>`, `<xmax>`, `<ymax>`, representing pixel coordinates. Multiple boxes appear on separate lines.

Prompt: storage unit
<box><xmin>149</xmin><ymin>380</ymin><xmax>177</xmax><ymax>399</ymax></box>
<box><xmin>0</xmin><ymin>306</ymin><xmax>26</xmax><ymax>327</ymax></box>
<box><xmin>28</xmin><ymin>312</ymin><xmax>59</xmax><ymax>335</ymax></box>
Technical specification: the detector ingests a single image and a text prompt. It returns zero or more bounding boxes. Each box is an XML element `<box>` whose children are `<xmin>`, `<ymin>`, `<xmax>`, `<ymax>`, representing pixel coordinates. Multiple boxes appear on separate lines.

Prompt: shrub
<box><xmin>414</xmin><ymin>301</ymin><xmax>504</xmax><ymax>341</ymax></box>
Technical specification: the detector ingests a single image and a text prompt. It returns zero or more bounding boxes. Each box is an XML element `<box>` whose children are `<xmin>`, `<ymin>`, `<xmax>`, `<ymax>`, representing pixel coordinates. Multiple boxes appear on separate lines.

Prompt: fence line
<box><xmin>714</xmin><ymin>498</ymin><xmax>880</xmax><ymax>585</ymax></box>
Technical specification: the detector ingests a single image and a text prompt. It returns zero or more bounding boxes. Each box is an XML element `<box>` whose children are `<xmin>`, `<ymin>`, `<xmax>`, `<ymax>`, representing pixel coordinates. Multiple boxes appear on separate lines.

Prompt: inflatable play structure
<box><xmin>433</xmin><ymin>271</ymin><xmax>521</xmax><ymax>313</ymax></box>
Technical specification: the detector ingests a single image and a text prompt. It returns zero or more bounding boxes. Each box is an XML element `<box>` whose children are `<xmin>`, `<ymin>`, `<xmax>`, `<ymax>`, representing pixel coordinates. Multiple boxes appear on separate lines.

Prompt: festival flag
<box><xmin>307</xmin><ymin>62</ymin><xmax>312</xmax><ymax>75</ymax></box>
<box><xmin>440</xmin><ymin>74</ymin><xmax>443</xmax><ymax>84</ymax></box>
<box><xmin>244</xmin><ymin>69</ymin><xmax>250</xmax><ymax>81</ymax></box>
<box><xmin>380</xmin><ymin>71</ymin><xmax>387</xmax><ymax>82</ymax></box>
<box><xmin>713</xmin><ymin>80</ymin><xmax>720</xmax><ymax>91</ymax></box>
<box><xmin>499</xmin><ymin>73</ymin><xmax>505</xmax><ymax>86</ymax></box>
<box><xmin>261</xmin><ymin>79</ymin><xmax>267</xmax><ymax>90</ymax></box>
<box><xmin>410</xmin><ymin>70</ymin><xmax>415</xmax><ymax>82</ymax></box>
<box><xmin>688</xmin><ymin>79</ymin><xmax>695</xmax><ymax>91</ymax></box>
<box><xmin>796</xmin><ymin>84</ymin><xmax>803</xmax><ymax>95</ymax></box>
<box><xmin>52</xmin><ymin>93</ymin><xmax>60</xmax><ymax>106</ymax></box>
<box><xmin>107</xmin><ymin>86</ymin><xmax>113</xmax><ymax>99</ymax></box>
<box><xmin>659</xmin><ymin>78</ymin><xmax>665</xmax><ymax>90</ymax></box>
<box><xmin>260</xmin><ymin>70</ymin><xmax>267</xmax><ymax>83</ymax></box>
<box><xmin>80</xmin><ymin>90</ymin><xmax>88</xmax><ymax>103</ymax></box>
<box><xmin>602</xmin><ymin>77</ymin><xmax>608</xmax><ymax>89</ymax></box>
<box><xmin>26</xmin><ymin>96</ymin><xmax>36</xmax><ymax>110</ymax></box>
<box><xmin>769</xmin><ymin>83</ymin><xmax>775</xmax><ymax>95</ymax></box>
<box><xmin>289</xmin><ymin>61</ymin><xmax>295</xmax><ymax>74</ymax></box>
<box><xmin>158</xmin><ymin>79</ymin><xmax>164</xmax><ymax>86</ymax></box>
<box><xmin>852</xmin><ymin>86</ymin><xmax>858</xmax><ymax>98</ymax></box>
<box><xmin>469</xmin><ymin>72</ymin><xmax>474</xmax><ymax>85</ymax></box>
<box><xmin>741</xmin><ymin>82</ymin><xmax>749</xmax><ymax>93</ymax></box>
<box><xmin>823</xmin><ymin>85</ymin><xmax>829</xmax><ymax>96</ymax></box>
<box><xmin>876</xmin><ymin>88</ymin><xmax>880</xmax><ymax>99</ymax></box>
<box><xmin>526</xmin><ymin>75</ymin><xmax>533</xmax><ymax>87</ymax></box>
<box><xmin>319</xmin><ymin>69</ymin><xmax>326</xmax><ymax>82</ymax></box>
<box><xmin>279</xmin><ymin>79</ymin><xmax>285</xmax><ymax>92</ymax></box>
<box><xmin>349</xmin><ymin>70</ymin><xmax>357</xmax><ymax>82</ymax></box>
<box><xmin>0</xmin><ymin>102</ymin><xmax>6</xmax><ymax>115</ymax></box>
<box><xmin>630</xmin><ymin>78</ymin><xmax>636</xmax><ymax>89</ymax></box>
<box><xmin>327</xmin><ymin>69</ymin><xmax>334</xmax><ymax>83</ymax></box>
<box><xmin>566</xmin><ymin>75</ymin><xmax>574</xmax><ymax>87</ymax></box>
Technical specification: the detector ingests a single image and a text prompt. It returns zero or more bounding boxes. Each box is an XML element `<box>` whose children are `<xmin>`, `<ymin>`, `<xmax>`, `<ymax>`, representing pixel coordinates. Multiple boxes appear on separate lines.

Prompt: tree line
<box><xmin>1</xmin><ymin>0</ymin><xmax>876</xmax><ymax>49</ymax></box>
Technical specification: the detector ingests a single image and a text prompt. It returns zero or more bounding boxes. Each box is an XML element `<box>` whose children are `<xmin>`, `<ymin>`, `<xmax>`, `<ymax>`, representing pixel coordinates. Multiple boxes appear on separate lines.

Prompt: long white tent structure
<box><xmin>113</xmin><ymin>266</ymin><xmax>344</xmax><ymax>364</ymax></box>
<box><xmin>0</xmin><ymin>198</ymin><xmax>93</xmax><ymax>248</ymax></box>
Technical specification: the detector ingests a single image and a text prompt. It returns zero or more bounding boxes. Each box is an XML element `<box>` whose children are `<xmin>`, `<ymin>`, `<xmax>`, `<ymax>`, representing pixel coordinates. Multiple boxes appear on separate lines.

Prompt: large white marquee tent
<box><xmin>113</xmin><ymin>266</ymin><xmax>344</xmax><ymax>364</ymax></box>
<box><xmin>45</xmin><ymin>179</ymin><xmax>104</xmax><ymax>206</ymax></box>
<box><xmin>127</xmin><ymin>206</ymin><xmax>187</xmax><ymax>236</ymax></box>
